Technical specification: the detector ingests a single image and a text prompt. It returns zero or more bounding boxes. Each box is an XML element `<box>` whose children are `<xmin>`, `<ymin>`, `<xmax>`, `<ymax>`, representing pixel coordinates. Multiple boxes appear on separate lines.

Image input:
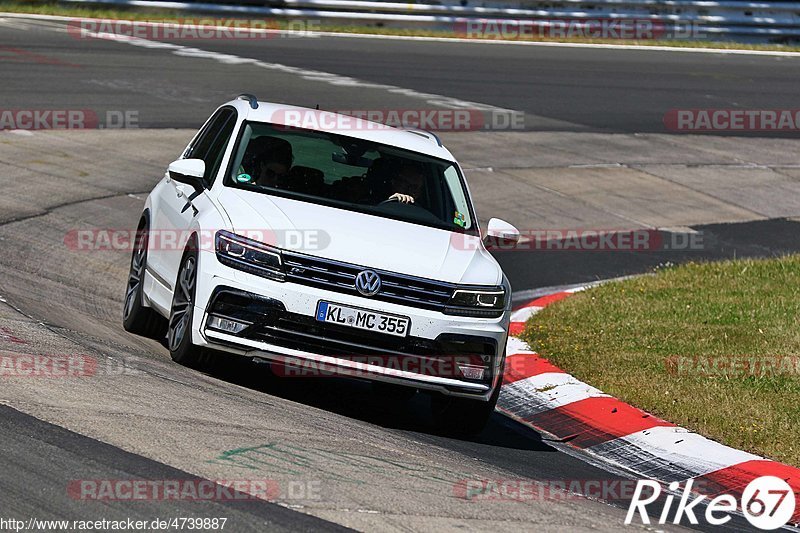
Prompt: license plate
<box><xmin>315</xmin><ymin>301</ymin><xmax>410</xmax><ymax>337</ymax></box>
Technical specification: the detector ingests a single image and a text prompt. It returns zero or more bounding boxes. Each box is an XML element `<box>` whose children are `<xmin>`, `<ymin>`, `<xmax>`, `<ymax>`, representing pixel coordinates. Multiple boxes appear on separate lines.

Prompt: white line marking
<box><xmin>510</xmin><ymin>305</ymin><xmax>543</xmax><ymax>323</ymax></box>
<box><xmin>3</xmin><ymin>12</ymin><xmax>800</xmax><ymax>57</ymax></box>
<box><xmin>588</xmin><ymin>425</ymin><xmax>762</xmax><ymax>477</ymax></box>
<box><xmin>79</xmin><ymin>29</ymin><xmax>516</xmax><ymax>115</ymax></box>
<box><xmin>565</xmin><ymin>286</ymin><xmax>587</xmax><ymax>293</ymax></box>
<box><xmin>500</xmin><ymin>372</ymin><xmax>608</xmax><ymax>415</ymax></box>
<box><xmin>511</xmin><ymin>277</ymin><xmax>635</xmax><ymax>303</ymax></box>
<box><xmin>505</xmin><ymin>336</ymin><xmax>535</xmax><ymax>355</ymax></box>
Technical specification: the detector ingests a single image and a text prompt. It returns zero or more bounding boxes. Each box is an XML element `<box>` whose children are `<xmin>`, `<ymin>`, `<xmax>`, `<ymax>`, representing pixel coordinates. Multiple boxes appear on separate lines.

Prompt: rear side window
<box><xmin>186</xmin><ymin>107</ymin><xmax>237</xmax><ymax>185</ymax></box>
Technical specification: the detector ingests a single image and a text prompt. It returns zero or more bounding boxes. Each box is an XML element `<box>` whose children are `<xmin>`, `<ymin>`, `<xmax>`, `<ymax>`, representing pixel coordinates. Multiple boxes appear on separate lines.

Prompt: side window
<box><xmin>443</xmin><ymin>165</ymin><xmax>473</xmax><ymax>230</ymax></box>
<box><xmin>204</xmin><ymin>113</ymin><xmax>237</xmax><ymax>185</ymax></box>
<box><xmin>185</xmin><ymin>108</ymin><xmax>237</xmax><ymax>185</ymax></box>
<box><xmin>185</xmin><ymin>110</ymin><xmax>225</xmax><ymax>159</ymax></box>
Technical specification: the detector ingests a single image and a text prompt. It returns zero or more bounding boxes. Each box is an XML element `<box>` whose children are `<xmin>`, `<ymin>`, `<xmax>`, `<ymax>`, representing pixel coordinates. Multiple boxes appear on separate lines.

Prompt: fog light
<box><xmin>457</xmin><ymin>364</ymin><xmax>486</xmax><ymax>380</ymax></box>
<box><xmin>207</xmin><ymin>315</ymin><xmax>248</xmax><ymax>334</ymax></box>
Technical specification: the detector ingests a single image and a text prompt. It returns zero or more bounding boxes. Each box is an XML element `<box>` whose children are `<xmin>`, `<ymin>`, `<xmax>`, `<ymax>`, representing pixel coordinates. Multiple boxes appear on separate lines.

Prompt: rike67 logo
<box><xmin>626</xmin><ymin>476</ymin><xmax>797</xmax><ymax>530</ymax></box>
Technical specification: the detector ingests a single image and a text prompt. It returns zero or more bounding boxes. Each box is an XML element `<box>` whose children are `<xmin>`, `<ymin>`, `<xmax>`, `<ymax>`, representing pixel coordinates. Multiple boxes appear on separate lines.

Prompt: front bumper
<box><xmin>193</xmin><ymin>267</ymin><xmax>509</xmax><ymax>399</ymax></box>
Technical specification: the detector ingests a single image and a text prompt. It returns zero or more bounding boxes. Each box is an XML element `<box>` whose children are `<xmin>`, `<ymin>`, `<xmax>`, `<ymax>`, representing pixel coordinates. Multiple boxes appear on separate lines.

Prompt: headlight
<box><xmin>215</xmin><ymin>230</ymin><xmax>285</xmax><ymax>281</ymax></box>
<box><xmin>444</xmin><ymin>287</ymin><xmax>506</xmax><ymax>318</ymax></box>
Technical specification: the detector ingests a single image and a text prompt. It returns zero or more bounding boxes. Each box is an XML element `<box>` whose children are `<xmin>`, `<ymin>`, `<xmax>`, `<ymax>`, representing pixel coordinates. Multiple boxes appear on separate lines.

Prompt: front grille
<box><xmin>204</xmin><ymin>287</ymin><xmax>497</xmax><ymax>387</ymax></box>
<box><xmin>254</xmin><ymin>313</ymin><xmax>439</xmax><ymax>357</ymax></box>
<box><xmin>282</xmin><ymin>251</ymin><xmax>456</xmax><ymax>311</ymax></box>
<box><xmin>246</xmin><ymin>314</ymin><xmax>495</xmax><ymax>386</ymax></box>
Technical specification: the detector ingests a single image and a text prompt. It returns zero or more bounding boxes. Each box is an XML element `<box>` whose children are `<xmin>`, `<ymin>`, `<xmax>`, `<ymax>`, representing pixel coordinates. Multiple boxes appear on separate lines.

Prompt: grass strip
<box><xmin>522</xmin><ymin>256</ymin><xmax>800</xmax><ymax>466</ymax></box>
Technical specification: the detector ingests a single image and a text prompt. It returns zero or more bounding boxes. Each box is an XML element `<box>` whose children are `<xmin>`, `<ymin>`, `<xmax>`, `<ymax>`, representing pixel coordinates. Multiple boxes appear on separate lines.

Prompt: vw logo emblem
<box><xmin>355</xmin><ymin>270</ymin><xmax>381</xmax><ymax>297</ymax></box>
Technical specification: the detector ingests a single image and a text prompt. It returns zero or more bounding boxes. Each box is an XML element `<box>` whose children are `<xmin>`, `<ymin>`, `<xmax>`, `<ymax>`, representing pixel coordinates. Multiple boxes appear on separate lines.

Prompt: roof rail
<box><xmin>237</xmin><ymin>93</ymin><xmax>259</xmax><ymax>109</ymax></box>
<box><xmin>405</xmin><ymin>128</ymin><xmax>442</xmax><ymax>147</ymax></box>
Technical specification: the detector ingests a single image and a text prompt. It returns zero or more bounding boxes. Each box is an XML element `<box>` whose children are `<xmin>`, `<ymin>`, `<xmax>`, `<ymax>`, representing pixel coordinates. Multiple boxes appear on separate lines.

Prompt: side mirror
<box><xmin>168</xmin><ymin>158</ymin><xmax>205</xmax><ymax>191</ymax></box>
<box><xmin>484</xmin><ymin>218</ymin><xmax>520</xmax><ymax>247</ymax></box>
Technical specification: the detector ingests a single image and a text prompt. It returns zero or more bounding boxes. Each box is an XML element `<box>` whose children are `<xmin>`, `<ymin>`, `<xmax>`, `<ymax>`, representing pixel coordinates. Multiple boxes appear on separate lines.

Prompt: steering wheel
<box><xmin>378</xmin><ymin>197</ymin><xmax>400</xmax><ymax>205</ymax></box>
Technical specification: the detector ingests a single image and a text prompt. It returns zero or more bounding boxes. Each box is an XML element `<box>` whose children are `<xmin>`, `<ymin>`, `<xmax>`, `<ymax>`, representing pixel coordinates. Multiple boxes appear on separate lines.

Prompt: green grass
<box><xmin>3</xmin><ymin>0</ymin><xmax>800</xmax><ymax>52</ymax></box>
<box><xmin>521</xmin><ymin>256</ymin><xmax>800</xmax><ymax>466</ymax></box>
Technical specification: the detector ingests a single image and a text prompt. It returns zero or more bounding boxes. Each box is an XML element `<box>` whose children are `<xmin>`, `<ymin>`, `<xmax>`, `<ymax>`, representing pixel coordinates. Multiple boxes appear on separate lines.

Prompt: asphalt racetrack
<box><xmin>1</xmin><ymin>14</ymin><xmax>799</xmax><ymax>532</ymax></box>
<box><xmin>2</xmin><ymin>15</ymin><xmax>800</xmax><ymax>133</ymax></box>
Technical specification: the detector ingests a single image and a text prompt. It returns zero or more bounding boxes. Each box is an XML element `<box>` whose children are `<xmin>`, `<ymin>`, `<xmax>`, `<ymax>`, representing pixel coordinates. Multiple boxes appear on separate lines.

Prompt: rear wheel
<box><xmin>122</xmin><ymin>221</ymin><xmax>168</xmax><ymax>339</ymax></box>
<box><xmin>168</xmin><ymin>248</ymin><xmax>204</xmax><ymax>367</ymax></box>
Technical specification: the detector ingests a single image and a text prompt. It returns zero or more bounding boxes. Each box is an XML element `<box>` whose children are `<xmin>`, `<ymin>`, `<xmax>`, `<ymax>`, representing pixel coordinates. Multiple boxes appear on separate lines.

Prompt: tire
<box><xmin>122</xmin><ymin>221</ymin><xmax>168</xmax><ymax>339</ymax></box>
<box><xmin>431</xmin><ymin>357</ymin><xmax>505</xmax><ymax>436</ymax></box>
<box><xmin>167</xmin><ymin>246</ymin><xmax>204</xmax><ymax>368</ymax></box>
<box><xmin>431</xmin><ymin>384</ymin><xmax>500</xmax><ymax>436</ymax></box>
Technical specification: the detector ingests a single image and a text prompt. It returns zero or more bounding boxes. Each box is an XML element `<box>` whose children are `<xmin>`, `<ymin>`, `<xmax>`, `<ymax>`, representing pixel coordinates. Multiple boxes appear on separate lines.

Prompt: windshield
<box><xmin>224</xmin><ymin>122</ymin><xmax>477</xmax><ymax>234</ymax></box>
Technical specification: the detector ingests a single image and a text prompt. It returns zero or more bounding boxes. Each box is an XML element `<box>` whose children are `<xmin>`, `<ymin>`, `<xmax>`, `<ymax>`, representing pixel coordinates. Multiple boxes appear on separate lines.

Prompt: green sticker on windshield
<box><xmin>453</xmin><ymin>211</ymin><xmax>466</xmax><ymax>228</ymax></box>
<box><xmin>236</xmin><ymin>173</ymin><xmax>253</xmax><ymax>183</ymax></box>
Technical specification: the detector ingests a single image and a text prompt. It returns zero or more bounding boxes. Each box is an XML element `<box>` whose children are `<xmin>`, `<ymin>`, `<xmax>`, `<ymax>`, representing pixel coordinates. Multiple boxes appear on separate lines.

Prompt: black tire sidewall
<box><xmin>122</xmin><ymin>222</ymin><xmax>165</xmax><ymax>337</ymax></box>
<box><xmin>431</xmin><ymin>352</ymin><xmax>505</xmax><ymax>435</ymax></box>
<box><xmin>169</xmin><ymin>247</ymin><xmax>201</xmax><ymax>365</ymax></box>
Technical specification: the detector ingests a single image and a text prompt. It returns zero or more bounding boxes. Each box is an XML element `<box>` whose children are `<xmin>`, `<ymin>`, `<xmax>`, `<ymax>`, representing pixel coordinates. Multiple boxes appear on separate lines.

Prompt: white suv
<box><xmin>123</xmin><ymin>95</ymin><xmax>520</xmax><ymax>433</ymax></box>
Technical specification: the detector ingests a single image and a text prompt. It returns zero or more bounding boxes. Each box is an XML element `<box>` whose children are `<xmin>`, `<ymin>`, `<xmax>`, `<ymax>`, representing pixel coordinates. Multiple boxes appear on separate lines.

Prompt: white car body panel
<box><xmin>216</xmin><ymin>187</ymin><xmax>501</xmax><ymax>285</ymax></box>
<box><xmin>137</xmin><ymin>97</ymin><xmax>514</xmax><ymax>401</ymax></box>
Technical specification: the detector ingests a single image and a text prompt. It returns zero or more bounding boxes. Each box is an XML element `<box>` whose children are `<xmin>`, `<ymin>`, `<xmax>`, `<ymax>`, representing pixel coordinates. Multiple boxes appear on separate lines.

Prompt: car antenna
<box><xmin>315</xmin><ymin>104</ymin><xmax>320</xmax><ymax>110</ymax></box>
<box><xmin>237</xmin><ymin>94</ymin><xmax>258</xmax><ymax>109</ymax></box>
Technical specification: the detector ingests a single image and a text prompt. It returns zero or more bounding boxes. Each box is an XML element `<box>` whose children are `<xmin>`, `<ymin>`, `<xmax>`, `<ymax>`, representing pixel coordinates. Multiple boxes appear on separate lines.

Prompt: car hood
<box><xmin>217</xmin><ymin>188</ymin><xmax>502</xmax><ymax>285</ymax></box>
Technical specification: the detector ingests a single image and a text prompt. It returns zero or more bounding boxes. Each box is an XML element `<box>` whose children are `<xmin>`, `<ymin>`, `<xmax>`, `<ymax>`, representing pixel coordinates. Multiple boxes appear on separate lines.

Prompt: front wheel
<box><xmin>431</xmin><ymin>355</ymin><xmax>504</xmax><ymax>436</ymax></box>
<box><xmin>168</xmin><ymin>248</ymin><xmax>203</xmax><ymax>367</ymax></box>
<box><xmin>431</xmin><ymin>383</ymin><xmax>501</xmax><ymax>436</ymax></box>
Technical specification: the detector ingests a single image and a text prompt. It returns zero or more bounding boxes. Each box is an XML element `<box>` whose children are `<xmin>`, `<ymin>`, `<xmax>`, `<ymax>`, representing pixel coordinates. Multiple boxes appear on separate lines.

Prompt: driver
<box><xmin>242</xmin><ymin>136</ymin><xmax>293</xmax><ymax>187</ymax></box>
<box><xmin>386</xmin><ymin>162</ymin><xmax>425</xmax><ymax>204</ymax></box>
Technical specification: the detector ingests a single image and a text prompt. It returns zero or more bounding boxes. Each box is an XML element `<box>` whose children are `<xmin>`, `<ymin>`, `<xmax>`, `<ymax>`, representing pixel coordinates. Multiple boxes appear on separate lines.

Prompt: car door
<box><xmin>148</xmin><ymin>107</ymin><xmax>238</xmax><ymax>297</ymax></box>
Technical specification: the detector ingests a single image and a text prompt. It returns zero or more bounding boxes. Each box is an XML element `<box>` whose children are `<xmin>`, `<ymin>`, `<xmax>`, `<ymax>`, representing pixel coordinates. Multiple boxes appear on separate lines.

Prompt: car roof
<box><xmin>227</xmin><ymin>98</ymin><xmax>457</xmax><ymax>161</ymax></box>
